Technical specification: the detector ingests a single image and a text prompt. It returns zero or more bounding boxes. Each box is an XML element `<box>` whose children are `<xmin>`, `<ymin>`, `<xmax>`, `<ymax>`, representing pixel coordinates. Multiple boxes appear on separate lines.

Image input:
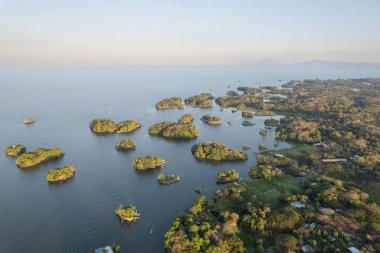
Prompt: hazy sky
<box><xmin>0</xmin><ymin>0</ymin><xmax>379</xmax><ymax>66</ymax></box>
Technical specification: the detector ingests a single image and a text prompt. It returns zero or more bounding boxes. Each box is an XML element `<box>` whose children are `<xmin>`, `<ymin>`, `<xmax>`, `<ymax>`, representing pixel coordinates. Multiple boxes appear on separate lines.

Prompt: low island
<box><xmin>242</xmin><ymin>120</ymin><xmax>255</xmax><ymax>126</ymax></box>
<box><xmin>133</xmin><ymin>156</ymin><xmax>167</xmax><ymax>170</ymax></box>
<box><xmin>191</xmin><ymin>142</ymin><xmax>248</xmax><ymax>161</ymax></box>
<box><xmin>149</xmin><ymin>121</ymin><xmax>199</xmax><ymax>139</ymax></box>
<box><xmin>201</xmin><ymin>114</ymin><xmax>222</xmax><ymax>125</ymax></box>
<box><xmin>116</xmin><ymin>120</ymin><xmax>141</xmax><ymax>133</ymax></box>
<box><xmin>46</xmin><ymin>165</ymin><xmax>75</xmax><ymax>182</ymax></box>
<box><xmin>158</xmin><ymin>173</ymin><xmax>180</xmax><ymax>185</ymax></box>
<box><xmin>184</xmin><ymin>93</ymin><xmax>214</xmax><ymax>108</ymax></box>
<box><xmin>115</xmin><ymin>139</ymin><xmax>136</xmax><ymax>151</ymax></box>
<box><xmin>115</xmin><ymin>204</ymin><xmax>140</xmax><ymax>223</ymax></box>
<box><xmin>178</xmin><ymin>114</ymin><xmax>194</xmax><ymax>124</ymax></box>
<box><xmin>216</xmin><ymin>169</ymin><xmax>239</xmax><ymax>183</ymax></box>
<box><xmin>155</xmin><ymin>97</ymin><xmax>184</xmax><ymax>109</ymax></box>
<box><xmin>15</xmin><ymin>147</ymin><xmax>64</xmax><ymax>168</ymax></box>
<box><xmin>4</xmin><ymin>144</ymin><xmax>26</xmax><ymax>157</ymax></box>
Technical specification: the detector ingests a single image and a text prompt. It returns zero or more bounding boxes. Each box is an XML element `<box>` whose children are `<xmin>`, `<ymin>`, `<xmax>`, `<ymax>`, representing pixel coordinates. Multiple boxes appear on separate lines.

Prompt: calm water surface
<box><xmin>1</xmin><ymin>66</ymin><xmax>379</xmax><ymax>252</ymax></box>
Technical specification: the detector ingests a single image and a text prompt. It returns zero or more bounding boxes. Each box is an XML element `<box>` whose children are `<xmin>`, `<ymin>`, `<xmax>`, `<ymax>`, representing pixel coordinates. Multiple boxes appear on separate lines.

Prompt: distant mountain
<box><xmin>288</xmin><ymin>59</ymin><xmax>380</xmax><ymax>69</ymax></box>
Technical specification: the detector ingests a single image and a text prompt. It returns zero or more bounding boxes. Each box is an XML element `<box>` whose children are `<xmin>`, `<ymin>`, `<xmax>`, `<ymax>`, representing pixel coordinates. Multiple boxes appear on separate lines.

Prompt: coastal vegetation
<box><xmin>115</xmin><ymin>120</ymin><xmax>141</xmax><ymax>133</ymax></box>
<box><xmin>191</xmin><ymin>142</ymin><xmax>247</xmax><ymax>161</ymax></box>
<box><xmin>178</xmin><ymin>114</ymin><xmax>194</xmax><ymax>124</ymax></box>
<box><xmin>149</xmin><ymin>121</ymin><xmax>199</xmax><ymax>139</ymax></box>
<box><xmin>115</xmin><ymin>139</ymin><xmax>136</xmax><ymax>151</ymax></box>
<box><xmin>201</xmin><ymin>114</ymin><xmax>222</xmax><ymax>125</ymax></box>
<box><xmin>115</xmin><ymin>204</ymin><xmax>140</xmax><ymax>223</ymax></box>
<box><xmin>185</xmin><ymin>93</ymin><xmax>213</xmax><ymax>108</ymax></box>
<box><xmin>4</xmin><ymin>144</ymin><xmax>26</xmax><ymax>157</ymax></box>
<box><xmin>15</xmin><ymin>147</ymin><xmax>64</xmax><ymax>168</ymax></box>
<box><xmin>158</xmin><ymin>174</ymin><xmax>180</xmax><ymax>185</ymax></box>
<box><xmin>133</xmin><ymin>156</ymin><xmax>167</xmax><ymax>170</ymax></box>
<box><xmin>46</xmin><ymin>165</ymin><xmax>75</xmax><ymax>182</ymax></box>
<box><xmin>155</xmin><ymin>97</ymin><xmax>184</xmax><ymax>109</ymax></box>
<box><xmin>216</xmin><ymin>169</ymin><xmax>239</xmax><ymax>183</ymax></box>
<box><xmin>166</xmin><ymin>78</ymin><xmax>380</xmax><ymax>253</ymax></box>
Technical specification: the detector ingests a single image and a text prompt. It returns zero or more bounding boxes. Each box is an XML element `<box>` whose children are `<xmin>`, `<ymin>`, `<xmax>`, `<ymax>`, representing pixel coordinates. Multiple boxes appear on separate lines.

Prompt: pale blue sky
<box><xmin>0</xmin><ymin>0</ymin><xmax>379</xmax><ymax>66</ymax></box>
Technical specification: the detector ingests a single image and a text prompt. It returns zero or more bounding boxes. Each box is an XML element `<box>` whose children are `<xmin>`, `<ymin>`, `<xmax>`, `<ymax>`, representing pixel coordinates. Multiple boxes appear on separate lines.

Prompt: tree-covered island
<box><xmin>178</xmin><ymin>114</ymin><xmax>195</xmax><ymax>124</ymax></box>
<box><xmin>90</xmin><ymin>118</ymin><xmax>116</xmax><ymax>133</ymax></box>
<box><xmin>201</xmin><ymin>114</ymin><xmax>222</xmax><ymax>125</ymax></box>
<box><xmin>149</xmin><ymin>121</ymin><xmax>199</xmax><ymax>139</ymax></box>
<box><xmin>185</xmin><ymin>93</ymin><xmax>214</xmax><ymax>108</ymax></box>
<box><xmin>133</xmin><ymin>156</ymin><xmax>167</xmax><ymax>170</ymax></box>
<box><xmin>191</xmin><ymin>142</ymin><xmax>248</xmax><ymax>161</ymax></box>
<box><xmin>216</xmin><ymin>169</ymin><xmax>240</xmax><ymax>184</ymax></box>
<box><xmin>4</xmin><ymin>144</ymin><xmax>26</xmax><ymax>157</ymax></box>
<box><xmin>115</xmin><ymin>204</ymin><xmax>140</xmax><ymax>223</ymax></box>
<box><xmin>158</xmin><ymin>173</ymin><xmax>180</xmax><ymax>185</ymax></box>
<box><xmin>15</xmin><ymin>147</ymin><xmax>64</xmax><ymax>168</ymax></box>
<box><xmin>90</xmin><ymin>118</ymin><xmax>141</xmax><ymax>134</ymax></box>
<box><xmin>116</xmin><ymin>120</ymin><xmax>141</xmax><ymax>133</ymax></box>
<box><xmin>155</xmin><ymin>97</ymin><xmax>184</xmax><ymax>109</ymax></box>
<box><xmin>115</xmin><ymin>139</ymin><xmax>136</xmax><ymax>151</ymax></box>
<box><xmin>46</xmin><ymin>165</ymin><xmax>76</xmax><ymax>182</ymax></box>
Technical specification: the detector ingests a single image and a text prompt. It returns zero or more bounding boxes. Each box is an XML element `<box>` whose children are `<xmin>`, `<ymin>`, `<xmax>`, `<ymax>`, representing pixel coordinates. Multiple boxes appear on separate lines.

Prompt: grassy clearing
<box><xmin>263</xmin><ymin>144</ymin><xmax>320</xmax><ymax>160</ymax></box>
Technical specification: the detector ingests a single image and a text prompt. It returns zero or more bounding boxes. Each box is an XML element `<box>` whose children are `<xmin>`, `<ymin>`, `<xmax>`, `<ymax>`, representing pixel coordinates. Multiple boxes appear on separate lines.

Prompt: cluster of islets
<box><xmin>4</xmin><ymin>145</ymin><xmax>76</xmax><ymax>182</ymax></box>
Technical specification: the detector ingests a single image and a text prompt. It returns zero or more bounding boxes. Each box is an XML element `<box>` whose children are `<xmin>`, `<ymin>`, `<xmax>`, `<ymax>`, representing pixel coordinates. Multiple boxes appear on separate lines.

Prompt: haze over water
<box><xmin>1</xmin><ymin>66</ymin><xmax>380</xmax><ymax>252</ymax></box>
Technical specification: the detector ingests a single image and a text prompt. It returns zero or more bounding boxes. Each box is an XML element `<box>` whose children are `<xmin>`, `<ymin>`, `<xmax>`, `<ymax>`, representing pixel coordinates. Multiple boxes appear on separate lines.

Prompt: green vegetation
<box><xmin>23</xmin><ymin>117</ymin><xmax>36</xmax><ymax>124</ymax></box>
<box><xmin>249</xmin><ymin>165</ymin><xmax>282</xmax><ymax>179</ymax></box>
<box><xmin>115</xmin><ymin>120</ymin><xmax>141</xmax><ymax>133</ymax></box>
<box><xmin>155</xmin><ymin>97</ymin><xmax>183</xmax><ymax>109</ymax></box>
<box><xmin>115</xmin><ymin>139</ymin><xmax>136</xmax><ymax>151</ymax></box>
<box><xmin>258</xmin><ymin>143</ymin><xmax>266</xmax><ymax>150</ymax></box>
<box><xmin>115</xmin><ymin>204</ymin><xmax>140</xmax><ymax>223</ymax></box>
<box><xmin>242</xmin><ymin>120</ymin><xmax>255</xmax><ymax>126</ymax></box>
<box><xmin>148</xmin><ymin>121</ymin><xmax>177</xmax><ymax>135</ymax></box>
<box><xmin>276</xmin><ymin>117</ymin><xmax>321</xmax><ymax>143</ymax></box>
<box><xmin>263</xmin><ymin>144</ymin><xmax>320</xmax><ymax>161</ymax></box>
<box><xmin>166</xmin><ymin>78</ymin><xmax>380</xmax><ymax>253</ymax></box>
<box><xmin>46</xmin><ymin>165</ymin><xmax>75</xmax><ymax>182</ymax></box>
<box><xmin>226</xmin><ymin>90</ymin><xmax>240</xmax><ymax>96</ymax></box>
<box><xmin>4</xmin><ymin>144</ymin><xmax>26</xmax><ymax>157</ymax></box>
<box><xmin>185</xmin><ymin>93</ymin><xmax>214</xmax><ymax>108</ymax></box>
<box><xmin>259</xmin><ymin>128</ymin><xmax>268</xmax><ymax>135</ymax></box>
<box><xmin>89</xmin><ymin>118</ymin><xmax>116</xmax><ymax>133</ymax></box>
<box><xmin>158</xmin><ymin>174</ymin><xmax>180</xmax><ymax>185</ymax></box>
<box><xmin>133</xmin><ymin>156</ymin><xmax>167</xmax><ymax>170</ymax></box>
<box><xmin>90</xmin><ymin>118</ymin><xmax>141</xmax><ymax>134</ymax></box>
<box><xmin>227</xmin><ymin>121</ymin><xmax>235</xmax><ymax>125</ymax></box>
<box><xmin>242</xmin><ymin>111</ymin><xmax>254</xmax><ymax>118</ymax></box>
<box><xmin>216</xmin><ymin>169</ymin><xmax>239</xmax><ymax>183</ymax></box>
<box><xmin>15</xmin><ymin>148</ymin><xmax>64</xmax><ymax>168</ymax></box>
<box><xmin>149</xmin><ymin>121</ymin><xmax>199</xmax><ymax>139</ymax></box>
<box><xmin>191</xmin><ymin>142</ymin><xmax>247</xmax><ymax>161</ymax></box>
<box><xmin>242</xmin><ymin>144</ymin><xmax>250</xmax><ymax>150</ymax></box>
<box><xmin>264</xmin><ymin>118</ymin><xmax>279</xmax><ymax>127</ymax></box>
<box><xmin>178</xmin><ymin>114</ymin><xmax>194</xmax><ymax>124</ymax></box>
<box><xmin>201</xmin><ymin>114</ymin><xmax>222</xmax><ymax>125</ymax></box>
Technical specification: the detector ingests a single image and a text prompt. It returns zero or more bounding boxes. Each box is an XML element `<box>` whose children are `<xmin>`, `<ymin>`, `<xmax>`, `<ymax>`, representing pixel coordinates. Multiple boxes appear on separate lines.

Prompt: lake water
<box><xmin>1</xmin><ymin>66</ymin><xmax>379</xmax><ymax>253</ymax></box>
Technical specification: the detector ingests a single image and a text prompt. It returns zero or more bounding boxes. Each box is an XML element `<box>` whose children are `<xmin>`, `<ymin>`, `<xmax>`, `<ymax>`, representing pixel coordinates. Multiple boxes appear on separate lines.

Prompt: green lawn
<box><xmin>263</xmin><ymin>144</ymin><xmax>320</xmax><ymax>160</ymax></box>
